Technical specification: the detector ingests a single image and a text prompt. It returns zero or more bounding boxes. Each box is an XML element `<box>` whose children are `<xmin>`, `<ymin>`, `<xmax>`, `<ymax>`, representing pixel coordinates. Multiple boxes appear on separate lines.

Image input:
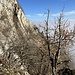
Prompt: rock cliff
<box><xmin>0</xmin><ymin>0</ymin><xmax>49</xmax><ymax>75</ymax></box>
<box><xmin>0</xmin><ymin>0</ymin><xmax>33</xmax><ymax>46</ymax></box>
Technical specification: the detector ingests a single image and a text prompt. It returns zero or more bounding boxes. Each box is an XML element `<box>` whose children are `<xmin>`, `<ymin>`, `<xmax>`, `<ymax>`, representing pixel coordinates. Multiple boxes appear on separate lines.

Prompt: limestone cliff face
<box><xmin>0</xmin><ymin>0</ymin><xmax>34</xmax><ymax>47</ymax></box>
<box><xmin>0</xmin><ymin>0</ymin><xmax>49</xmax><ymax>75</ymax></box>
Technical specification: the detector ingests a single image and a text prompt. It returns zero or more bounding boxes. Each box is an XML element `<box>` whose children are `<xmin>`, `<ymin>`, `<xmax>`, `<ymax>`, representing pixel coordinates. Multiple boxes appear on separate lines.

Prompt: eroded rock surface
<box><xmin>0</xmin><ymin>0</ymin><xmax>49</xmax><ymax>75</ymax></box>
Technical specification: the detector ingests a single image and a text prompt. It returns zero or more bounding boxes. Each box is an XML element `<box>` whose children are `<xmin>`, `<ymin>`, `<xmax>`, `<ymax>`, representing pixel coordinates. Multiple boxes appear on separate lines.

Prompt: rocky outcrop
<box><xmin>0</xmin><ymin>0</ymin><xmax>32</xmax><ymax>74</ymax></box>
<box><xmin>0</xmin><ymin>0</ymin><xmax>50</xmax><ymax>75</ymax></box>
<box><xmin>0</xmin><ymin>0</ymin><xmax>33</xmax><ymax>46</ymax></box>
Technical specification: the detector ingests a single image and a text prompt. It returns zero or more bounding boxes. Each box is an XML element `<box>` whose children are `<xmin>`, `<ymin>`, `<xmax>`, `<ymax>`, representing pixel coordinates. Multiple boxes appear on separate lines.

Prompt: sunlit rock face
<box><xmin>0</xmin><ymin>0</ymin><xmax>48</xmax><ymax>75</ymax></box>
<box><xmin>0</xmin><ymin>0</ymin><xmax>33</xmax><ymax>47</ymax></box>
<box><xmin>0</xmin><ymin>0</ymin><xmax>34</xmax><ymax>74</ymax></box>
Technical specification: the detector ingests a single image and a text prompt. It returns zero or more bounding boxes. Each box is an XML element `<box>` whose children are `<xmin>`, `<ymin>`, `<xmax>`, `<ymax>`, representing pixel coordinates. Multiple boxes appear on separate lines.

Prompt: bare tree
<box><xmin>39</xmin><ymin>10</ymin><xmax>75</xmax><ymax>75</ymax></box>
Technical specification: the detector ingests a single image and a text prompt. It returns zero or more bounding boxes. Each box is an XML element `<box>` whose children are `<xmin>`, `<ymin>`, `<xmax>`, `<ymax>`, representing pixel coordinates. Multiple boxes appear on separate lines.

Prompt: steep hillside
<box><xmin>0</xmin><ymin>0</ymin><xmax>50</xmax><ymax>75</ymax></box>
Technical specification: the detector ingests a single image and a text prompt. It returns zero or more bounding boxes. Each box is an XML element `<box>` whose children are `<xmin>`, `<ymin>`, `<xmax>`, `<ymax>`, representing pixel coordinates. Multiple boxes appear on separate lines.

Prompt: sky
<box><xmin>18</xmin><ymin>0</ymin><xmax>75</xmax><ymax>22</ymax></box>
